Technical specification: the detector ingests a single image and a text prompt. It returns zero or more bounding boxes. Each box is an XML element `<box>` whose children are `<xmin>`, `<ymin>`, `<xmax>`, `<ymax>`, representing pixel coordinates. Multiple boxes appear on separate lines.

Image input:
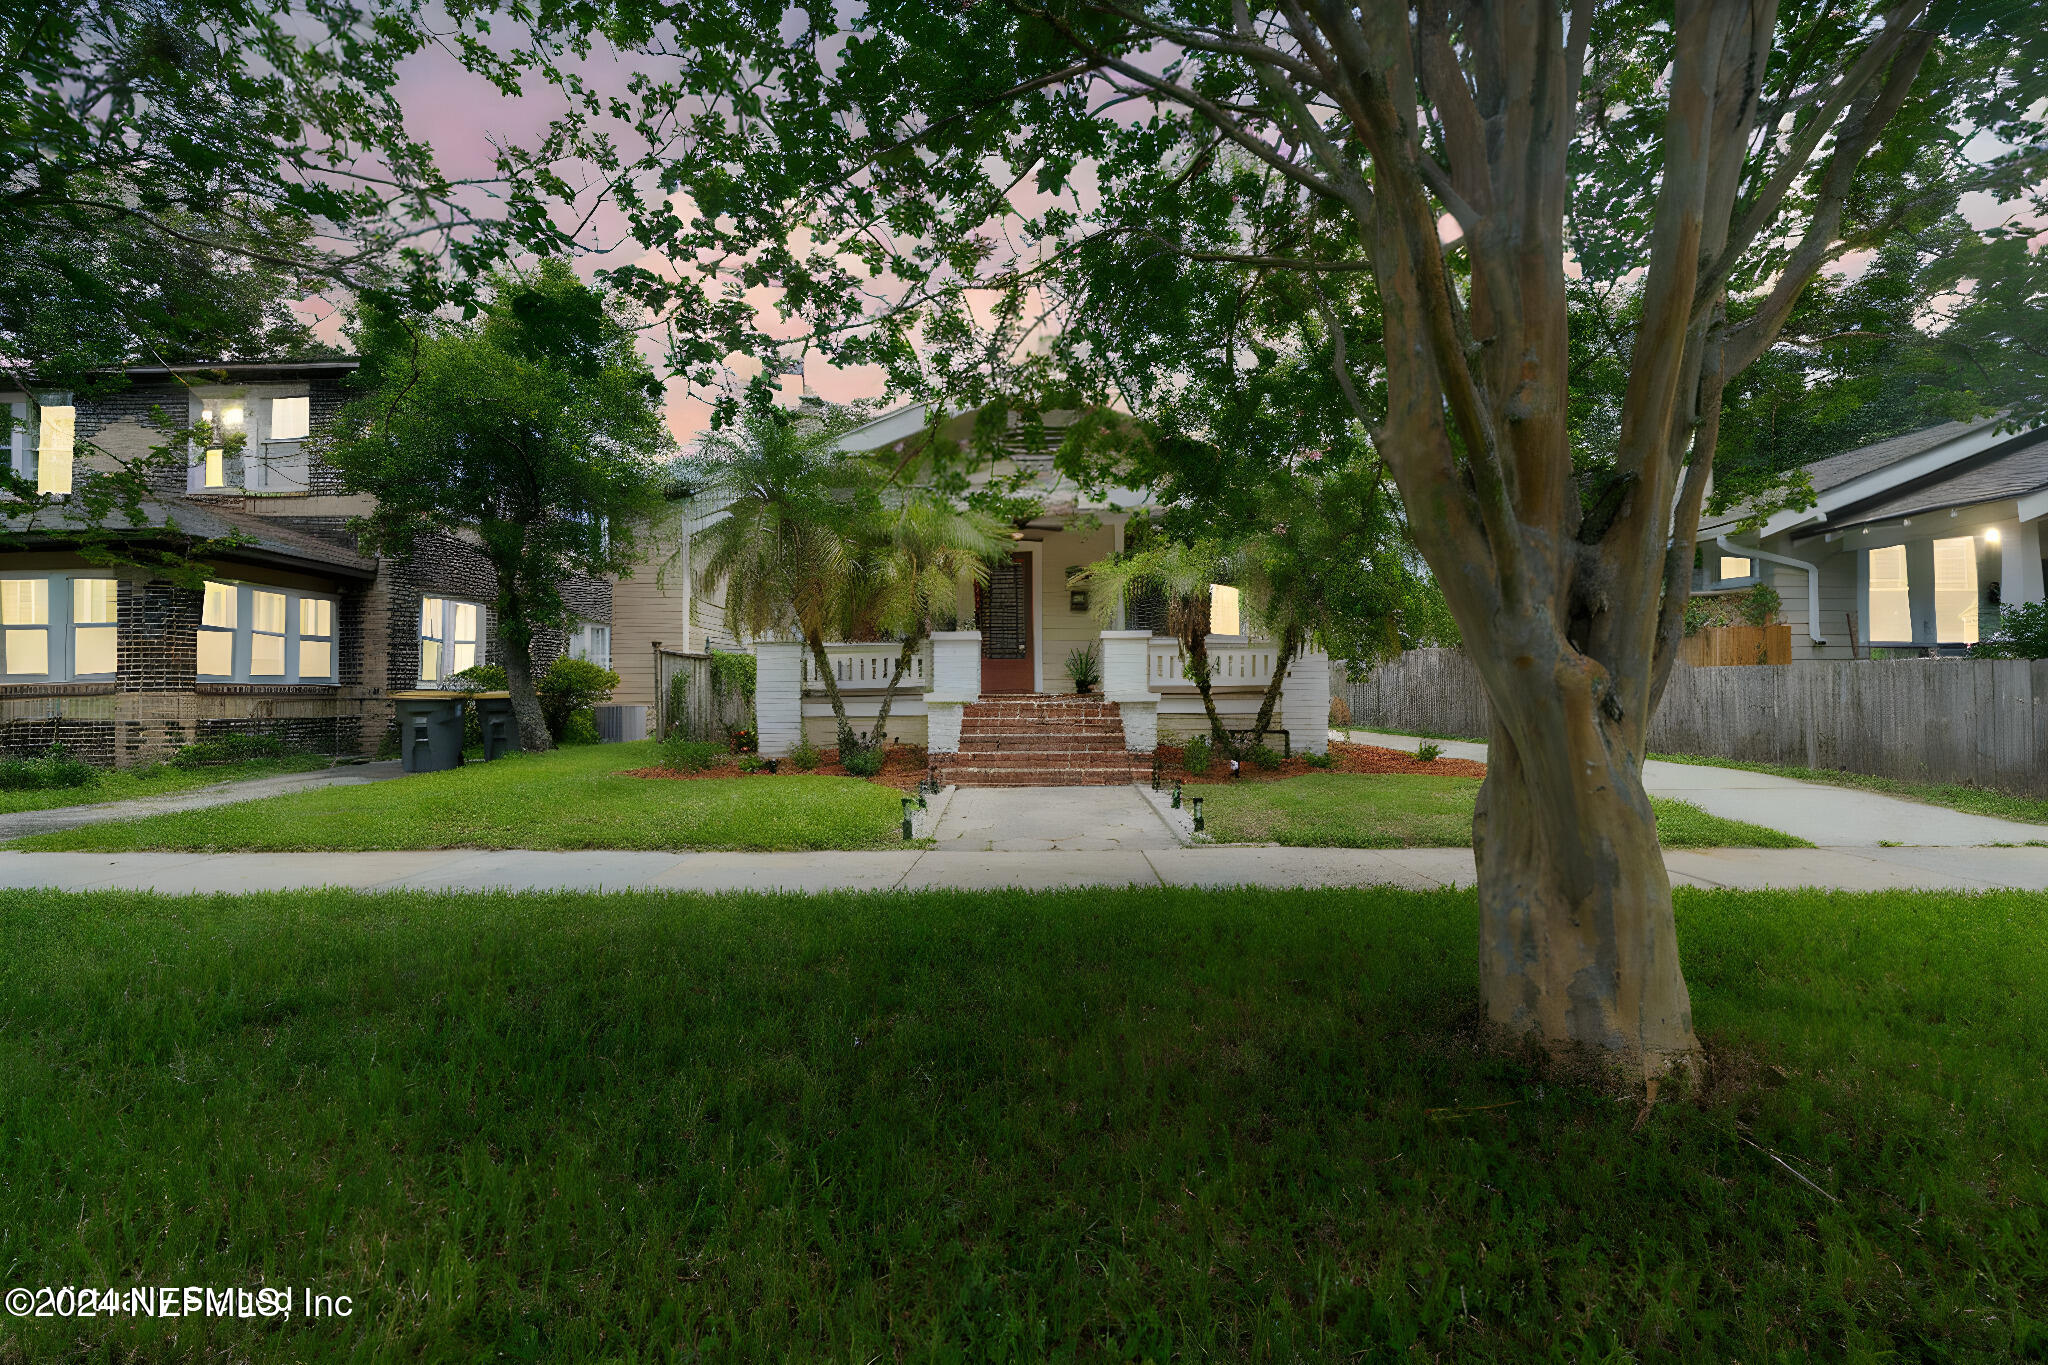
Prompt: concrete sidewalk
<box><xmin>1344</xmin><ymin>731</ymin><xmax>2048</xmax><ymax>848</ymax></box>
<box><xmin>1</xmin><ymin>842</ymin><xmax>2044</xmax><ymax>895</ymax></box>
<box><xmin>0</xmin><ymin>761</ymin><xmax>406</xmax><ymax>841</ymax></box>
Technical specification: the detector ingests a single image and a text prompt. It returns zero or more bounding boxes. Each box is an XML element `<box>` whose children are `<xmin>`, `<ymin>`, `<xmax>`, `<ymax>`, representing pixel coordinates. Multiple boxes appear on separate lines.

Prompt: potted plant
<box><xmin>1064</xmin><ymin>641</ymin><xmax>1102</xmax><ymax>695</ymax></box>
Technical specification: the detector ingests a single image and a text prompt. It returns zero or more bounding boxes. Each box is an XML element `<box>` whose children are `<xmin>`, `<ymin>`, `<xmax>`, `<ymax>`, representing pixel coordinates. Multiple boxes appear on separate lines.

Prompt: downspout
<box><xmin>1715</xmin><ymin>534</ymin><xmax>1827</xmax><ymax>646</ymax></box>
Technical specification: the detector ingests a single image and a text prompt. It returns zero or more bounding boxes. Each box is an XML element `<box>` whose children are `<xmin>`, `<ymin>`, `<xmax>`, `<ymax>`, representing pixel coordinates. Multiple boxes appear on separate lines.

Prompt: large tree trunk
<box><xmin>1470</xmin><ymin>663</ymin><xmax>1700</xmax><ymax>1081</ymax></box>
<box><xmin>1183</xmin><ymin>630</ymin><xmax>1234</xmax><ymax>754</ymax></box>
<box><xmin>497</xmin><ymin>621</ymin><xmax>554</xmax><ymax>753</ymax></box>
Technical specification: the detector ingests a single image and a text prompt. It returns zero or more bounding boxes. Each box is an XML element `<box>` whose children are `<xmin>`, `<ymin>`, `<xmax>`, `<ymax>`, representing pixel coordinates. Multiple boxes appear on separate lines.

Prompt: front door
<box><xmin>977</xmin><ymin>553</ymin><xmax>1034</xmax><ymax>692</ymax></box>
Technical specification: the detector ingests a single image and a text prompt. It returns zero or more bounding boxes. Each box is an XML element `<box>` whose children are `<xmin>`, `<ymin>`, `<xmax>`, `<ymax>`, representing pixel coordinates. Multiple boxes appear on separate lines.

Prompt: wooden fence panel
<box><xmin>1676</xmin><ymin>624</ymin><xmax>1792</xmax><ymax>667</ymax></box>
<box><xmin>654</xmin><ymin>650</ymin><xmax>752</xmax><ymax>741</ymax></box>
<box><xmin>1335</xmin><ymin>647</ymin><xmax>2048</xmax><ymax>797</ymax></box>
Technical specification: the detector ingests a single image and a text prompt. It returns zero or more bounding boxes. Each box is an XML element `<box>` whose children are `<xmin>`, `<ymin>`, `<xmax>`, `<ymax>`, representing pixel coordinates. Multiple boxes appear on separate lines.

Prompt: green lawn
<box><xmin>0</xmin><ymin>885</ymin><xmax>2040</xmax><ymax>1360</ymax></box>
<box><xmin>1200</xmin><ymin>772</ymin><xmax>1810</xmax><ymax>848</ymax></box>
<box><xmin>10</xmin><ymin>741</ymin><xmax>905</xmax><ymax>852</ymax></box>
<box><xmin>0</xmin><ymin>754</ymin><xmax>334</xmax><ymax>815</ymax></box>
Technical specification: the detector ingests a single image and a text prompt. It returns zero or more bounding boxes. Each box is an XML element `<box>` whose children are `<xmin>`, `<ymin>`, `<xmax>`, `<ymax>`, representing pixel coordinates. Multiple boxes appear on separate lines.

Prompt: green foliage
<box><xmin>1062</xmin><ymin>642</ymin><xmax>1101</xmax><ymax>690</ymax></box>
<box><xmin>786</xmin><ymin>739</ymin><xmax>821</xmax><ymax>772</ymax></box>
<box><xmin>560</xmin><ymin>710</ymin><xmax>601</xmax><ymax>746</ymax></box>
<box><xmin>708</xmin><ymin>650</ymin><xmax>757</xmax><ymax>701</ymax></box>
<box><xmin>1181</xmin><ymin>735</ymin><xmax>1213</xmax><ymax>775</ymax></box>
<box><xmin>661</xmin><ymin>738</ymin><xmax>726</xmax><ymax>773</ymax></box>
<box><xmin>1971</xmin><ymin>600</ymin><xmax>2048</xmax><ymax>660</ymax></box>
<box><xmin>839</xmin><ymin>747</ymin><xmax>885</xmax><ymax>778</ymax></box>
<box><xmin>538</xmin><ymin>657</ymin><xmax>621</xmax><ymax>742</ymax></box>
<box><xmin>1247</xmin><ymin>744</ymin><xmax>1283</xmax><ymax>772</ymax></box>
<box><xmin>1682</xmin><ymin>596</ymin><xmax>1713</xmax><ymax>638</ymax></box>
<box><xmin>0</xmin><ymin>745</ymin><xmax>100</xmax><ymax>792</ymax></box>
<box><xmin>171</xmin><ymin>735</ymin><xmax>292</xmax><ymax>769</ymax></box>
<box><xmin>453</xmin><ymin>664</ymin><xmax>509</xmax><ymax>692</ymax></box>
<box><xmin>1738</xmin><ymin>583</ymin><xmax>1783</xmax><ymax>628</ymax></box>
<box><xmin>1301</xmin><ymin>750</ymin><xmax>1335</xmax><ymax>769</ymax></box>
<box><xmin>665</xmin><ymin>671</ymin><xmax>691</xmax><ymax>738</ymax></box>
<box><xmin>726</xmin><ymin>725</ymin><xmax>757</xmax><ymax>754</ymax></box>
<box><xmin>735</xmin><ymin>754</ymin><xmax>764</xmax><ymax>774</ymax></box>
<box><xmin>1416</xmin><ymin>742</ymin><xmax>1445</xmax><ymax>763</ymax></box>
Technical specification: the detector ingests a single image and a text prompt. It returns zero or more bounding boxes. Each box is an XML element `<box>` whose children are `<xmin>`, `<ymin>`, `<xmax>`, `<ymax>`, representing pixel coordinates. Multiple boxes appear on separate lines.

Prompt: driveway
<box><xmin>1342</xmin><ymin>731</ymin><xmax>2048</xmax><ymax>847</ymax></box>
<box><xmin>0</xmin><ymin>761</ymin><xmax>406</xmax><ymax>841</ymax></box>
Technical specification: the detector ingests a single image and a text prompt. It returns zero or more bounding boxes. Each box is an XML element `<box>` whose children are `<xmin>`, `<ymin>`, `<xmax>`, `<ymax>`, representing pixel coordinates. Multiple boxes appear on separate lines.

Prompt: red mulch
<box><xmin>1163</xmin><ymin>740</ymin><xmax>1486</xmax><ymax>783</ymax></box>
<box><xmin>625</xmin><ymin>745</ymin><xmax>930</xmax><ymax>791</ymax></box>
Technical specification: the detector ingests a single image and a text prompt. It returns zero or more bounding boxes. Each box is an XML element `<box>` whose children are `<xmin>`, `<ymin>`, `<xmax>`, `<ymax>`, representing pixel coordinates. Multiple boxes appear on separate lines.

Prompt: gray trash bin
<box><xmin>472</xmin><ymin>692</ymin><xmax>522</xmax><ymax>761</ymax></box>
<box><xmin>390</xmin><ymin>691</ymin><xmax>466</xmax><ymax>773</ymax></box>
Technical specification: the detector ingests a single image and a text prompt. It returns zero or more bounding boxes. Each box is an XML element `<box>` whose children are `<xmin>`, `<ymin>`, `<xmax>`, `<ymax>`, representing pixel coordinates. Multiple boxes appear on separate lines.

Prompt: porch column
<box><xmin>1282</xmin><ymin>647</ymin><xmax>1331</xmax><ymax>755</ymax></box>
<box><xmin>754</xmin><ymin>639</ymin><xmax>805</xmax><ymax>757</ymax></box>
<box><xmin>2001</xmin><ymin>517</ymin><xmax>2045</xmax><ymax>607</ymax></box>
<box><xmin>926</xmin><ymin>630</ymin><xmax>981</xmax><ymax>753</ymax></box>
<box><xmin>1100</xmin><ymin>630</ymin><xmax>1157</xmax><ymax>752</ymax></box>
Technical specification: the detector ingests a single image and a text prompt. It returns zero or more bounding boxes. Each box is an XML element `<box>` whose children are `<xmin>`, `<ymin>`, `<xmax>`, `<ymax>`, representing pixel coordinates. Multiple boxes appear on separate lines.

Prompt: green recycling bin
<box><xmin>472</xmin><ymin>692</ymin><xmax>522</xmax><ymax>761</ymax></box>
<box><xmin>390</xmin><ymin>690</ymin><xmax>466</xmax><ymax>774</ymax></box>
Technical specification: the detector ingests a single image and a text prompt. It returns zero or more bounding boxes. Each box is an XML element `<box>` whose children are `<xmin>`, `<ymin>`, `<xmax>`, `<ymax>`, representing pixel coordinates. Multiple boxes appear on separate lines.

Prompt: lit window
<box><xmin>299</xmin><ymin>598</ymin><xmax>333</xmax><ymax>680</ymax></box>
<box><xmin>1932</xmin><ymin>536</ymin><xmax>1979</xmax><ymax>645</ymax></box>
<box><xmin>250</xmin><ymin>590</ymin><xmax>287</xmax><ymax>676</ymax></box>
<box><xmin>269</xmin><ymin>396</ymin><xmax>310</xmax><ymax>441</ymax></box>
<box><xmin>198</xmin><ymin>582</ymin><xmax>237</xmax><ymax>676</ymax></box>
<box><xmin>0</xmin><ymin>574</ymin><xmax>118</xmax><ymax>679</ymax></box>
<box><xmin>1208</xmin><ymin>584</ymin><xmax>1241</xmax><ymax>636</ymax></box>
<box><xmin>1718</xmin><ymin>556</ymin><xmax>1753</xmax><ymax>582</ymax></box>
<box><xmin>1867</xmin><ymin>545</ymin><xmax>1911</xmax><ymax>643</ymax></box>
<box><xmin>72</xmin><ymin>578</ymin><xmax>117</xmax><ymax>675</ymax></box>
<box><xmin>420</xmin><ymin>597</ymin><xmax>485</xmax><ymax>684</ymax></box>
<box><xmin>197</xmin><ymin>581</ymin><xmax>337</xmax><ymax>684</ymax></box>
<box><xmin>2</xmin><ymin>577</ymin><xmax>49</xmax><ymax>676</ymax></box>
<box><xmin>204</xmin><ymin>448</ymin><xmax>225</xmax><ymax>488</ymax></box>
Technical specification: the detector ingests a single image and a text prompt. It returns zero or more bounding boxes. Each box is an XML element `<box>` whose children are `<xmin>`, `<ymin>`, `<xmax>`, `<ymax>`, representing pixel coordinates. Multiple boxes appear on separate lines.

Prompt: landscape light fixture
<box><xmin>1171</xmin><ymin>780</ymin><xmax>1183</xmax><ymax>809</ymax></box>
<box><xmin>1191</xmin><ymin>796</ymin><xmax>1204</xmax><ymax>833</ymax></box>
<box><xmin>901</xmin><ymin>797</ymin><xmax>915</xmax><ymax>841</ymax></box>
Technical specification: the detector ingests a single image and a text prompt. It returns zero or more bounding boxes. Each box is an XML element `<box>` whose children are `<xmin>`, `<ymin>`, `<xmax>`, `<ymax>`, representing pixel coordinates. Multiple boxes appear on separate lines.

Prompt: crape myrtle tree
<box><xmin>331</xmin><ymin>261</ymin><xmax>671</xmax><ymax>751</ymax></box>
<box><xmin>473</xmin><ymin>1</ymin><xmax>2039</xmax><ymax>1078</ymax></box>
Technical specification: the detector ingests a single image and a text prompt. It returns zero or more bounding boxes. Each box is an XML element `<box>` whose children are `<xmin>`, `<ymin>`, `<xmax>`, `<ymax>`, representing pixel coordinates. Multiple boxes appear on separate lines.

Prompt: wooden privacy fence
<box><xmin>1335</xmin><ymin>647</ymin><xmax>2048</xmax><ymax>797</ymax></box>
<box><xmin>654</xmin><ymin>649</ymin><xmax>752</xmax><ymax>742</ymax></box>
<box><xmin>1678</xmin><ymin>623</ymin><xmax>1792</xmax><ymax>667</ymax></box>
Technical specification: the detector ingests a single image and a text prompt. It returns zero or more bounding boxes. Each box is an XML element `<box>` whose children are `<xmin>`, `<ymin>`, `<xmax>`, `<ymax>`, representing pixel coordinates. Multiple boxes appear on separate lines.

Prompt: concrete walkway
<box><xmin>1344</xmin><ymin>731</ymin><xmax>2048</xmax><ymax>848</ymax></box>
<box><xmin>0</xmin><ymin>842</ymin><xmax>2044</xmax><ymax>895</ymax></box>
<box><xmin>928</xmin><ymin>785</ymin><xmax>1182</xmax><ymax>852</ymax></box>
<box><xmin>0</xmin><ymin>761</ymin><xmax>406</xmax><ymax>840</ymax></box>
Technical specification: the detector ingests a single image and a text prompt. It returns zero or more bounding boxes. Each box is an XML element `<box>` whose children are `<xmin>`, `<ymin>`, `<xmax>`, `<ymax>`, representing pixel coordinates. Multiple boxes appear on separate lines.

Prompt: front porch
<box><xmin>754</xmin><ymin>630</ymin><xmax>1331</xmax><ymax>776</ymax></box>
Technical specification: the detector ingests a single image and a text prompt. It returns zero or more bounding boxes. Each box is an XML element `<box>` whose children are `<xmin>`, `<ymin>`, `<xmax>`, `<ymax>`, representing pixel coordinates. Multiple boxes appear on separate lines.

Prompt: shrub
<box><xmin>561</xmin><ymin>709</ymin><xmax>601</xmax><ymax>745</ymax></box>
<box><xmin>0</xmin><ymin>744</ymin><xmax>101</xmax><ymax>791</ymax></box>
<box><xmin>1972</xmin><ymin>600</ymin><xmax>2048</xmax><ymax>660</ymax></box>
<box><xmin>787</xmin><ymin>739</ymin><xmax>821</xmax><ymax>772</ymax></box>
<box><xmin>1328</xmin><ymin>695</ymin><xmax>1352</xmax><ymax>728</ymax></box>
<box><xmin>1416</xmin><ymin>741</ymin><xmax>1444</xmax><ymax>763</ymax></box>
<box><xmin>661</xmin><ymin>737</ymin><xmax>726</xmax><ymax>772</ymax></box>
<box><xmin>1248</xmin><ymin>743</ymin><xmax>1282</xmax><ymax>771</ymax></box>
<box><xmin>172</xmin><ymin>734</ymin><xmax>291</xmax><ymax>768</ymax></box>
<box><xmin>709</xmin><ymin>650</ymin><xmax>757</xmax><ymax>701</ymax></box>
<box><xmin>1063</xmin><ymin>641</ymin><xmax>1102</xmax><ymax>691</ymax></box>
<box><xmin>665</xmin><ymin>672</ymin><xmax>690</xmax><ymax>737</ymax></box>
<box><xmin>453</xmin><ymin>663</ymin><xmax>508</xmax><ymax>691</ymax></box>
<box><xmin>1738</xmin><ymin>582</ymin><xmax>1782</xmax><ymax>628</ymax></box>
<box><xmin>727</xmin><ymin>725</ymin><xmax>758</xmax><ymax>754</ymax></box>
<box><xmin>539</xmin><ymin>656</ymin><xmax>620</xmax><ymax>741</ymax></box>
<box><xmin>1182</xmin><ymin>735</ymin><xmax>1213</xmax><ymax>774</ymax></box>
<box><xmin>840</xmin><ymin>746</ymin><xmax>885</xmax><ymax>777</ymax></box>
<box><xmin>735</xmin><ymin>753</ymin><xmax>764</xmax><ymax>774</ymax></box>
<box><xmin>1681</xmin><ymin>596</ymin><xmax>1712</xmax><ymax>637</ymax></box>
<box><xmin>1302</xmin><ymin>750</ymin><xmax>1334</xmax><ymax>769</ymax></box>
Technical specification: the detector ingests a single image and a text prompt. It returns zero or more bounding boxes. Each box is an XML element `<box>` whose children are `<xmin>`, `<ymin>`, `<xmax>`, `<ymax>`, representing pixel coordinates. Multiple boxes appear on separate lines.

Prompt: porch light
<box><xmin>221</xmin><ymin>405</ymin><xmax>245</xmax><ymax>429</ymax></box>
<box><xmin>1191</xmin><ymin>796</ymin><xmax>1204</xmax><ymax>833</ymax></box>
<box><xmin>1985</xmin><ymin>528</ymin><xmax>2002</xmax><ymax>544</ymax></box>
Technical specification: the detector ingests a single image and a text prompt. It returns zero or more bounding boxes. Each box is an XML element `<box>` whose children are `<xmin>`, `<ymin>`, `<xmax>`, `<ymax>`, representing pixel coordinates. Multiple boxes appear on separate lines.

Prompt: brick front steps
<box><xmin>934</xmin><ymin>694</ymin><xmax>1151</xmax><ymax>788</ymax></box>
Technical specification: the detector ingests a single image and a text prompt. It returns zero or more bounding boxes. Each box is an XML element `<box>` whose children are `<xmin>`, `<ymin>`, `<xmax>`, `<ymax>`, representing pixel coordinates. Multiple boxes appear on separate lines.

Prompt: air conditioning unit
<box><xmin>593</xmin><ymin>704</ymin><xmax>648</xmax><ymax>743</ymax></box>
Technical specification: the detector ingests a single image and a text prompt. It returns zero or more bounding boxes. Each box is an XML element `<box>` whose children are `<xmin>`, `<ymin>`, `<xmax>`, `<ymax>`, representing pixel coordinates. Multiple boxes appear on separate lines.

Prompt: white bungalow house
<box><xmin>616</xmin><ymin>402</ymin><xmax>1330</xmax><ymax>781</ymax></box>
<box><xmin>1697</xmin><ymin>418</ymin><xmax>2047</xmax><ymax>660</ymax></box>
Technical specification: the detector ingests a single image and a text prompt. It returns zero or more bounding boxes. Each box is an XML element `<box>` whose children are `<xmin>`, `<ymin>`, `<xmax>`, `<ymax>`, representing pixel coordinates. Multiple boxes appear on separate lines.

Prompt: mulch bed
<box><xmin>1164</xmin><ymin>740</ymin><xmax>1487</xmax><ymax>783</ymax></box>
<box><xmin>625</xmin><ymin>745</ymin><xmax>930</xmax><ymax>791</ymax></box>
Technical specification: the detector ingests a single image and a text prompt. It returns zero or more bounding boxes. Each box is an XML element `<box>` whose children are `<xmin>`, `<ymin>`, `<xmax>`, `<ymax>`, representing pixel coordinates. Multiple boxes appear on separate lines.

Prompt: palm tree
<box><xmin>1075</xmin><ymin>537</ymin><xmax>1240</xmax><ymax>753</ymax></box>
<box><xmin>862</xmin><ymin>494</ymin><xmax>1008</xmax><ymax>746</ymax></box>
<box><xmin>692</xmin><ymin>413</ymin><xmax>871</xmax><ymax>754</ymax></box>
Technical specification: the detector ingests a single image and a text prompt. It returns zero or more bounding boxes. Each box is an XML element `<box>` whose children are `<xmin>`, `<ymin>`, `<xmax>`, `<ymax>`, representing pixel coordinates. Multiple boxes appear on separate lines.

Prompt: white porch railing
<box><xmin>801</xmin><ymin>642</ymin><xmax>931</xmax><ymax>692</ymax></box>
<box><xmin>1145</xmin><ymin>636</ymin><xmax>1282</xmax><ymax>690</ymax></box>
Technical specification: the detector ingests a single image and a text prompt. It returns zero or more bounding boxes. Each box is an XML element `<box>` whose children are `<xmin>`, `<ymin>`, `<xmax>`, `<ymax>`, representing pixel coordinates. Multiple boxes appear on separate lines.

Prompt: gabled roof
<box><xmin>1702</xmin><ymin>416</ymin><xmax>2043</xmax><ymax>540</ymax></box>
<box><xmin>832</xmin><ymin>401</ymin><xmax>1158</xmax><ymax>514</ymax></box>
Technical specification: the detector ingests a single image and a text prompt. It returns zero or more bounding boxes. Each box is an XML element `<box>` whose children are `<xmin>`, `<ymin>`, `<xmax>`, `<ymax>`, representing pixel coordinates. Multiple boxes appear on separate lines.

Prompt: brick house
<box><xmin>0</xmin><ymin>359</ymin><xmax>611</xmax><ymax>766</ymax></box>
